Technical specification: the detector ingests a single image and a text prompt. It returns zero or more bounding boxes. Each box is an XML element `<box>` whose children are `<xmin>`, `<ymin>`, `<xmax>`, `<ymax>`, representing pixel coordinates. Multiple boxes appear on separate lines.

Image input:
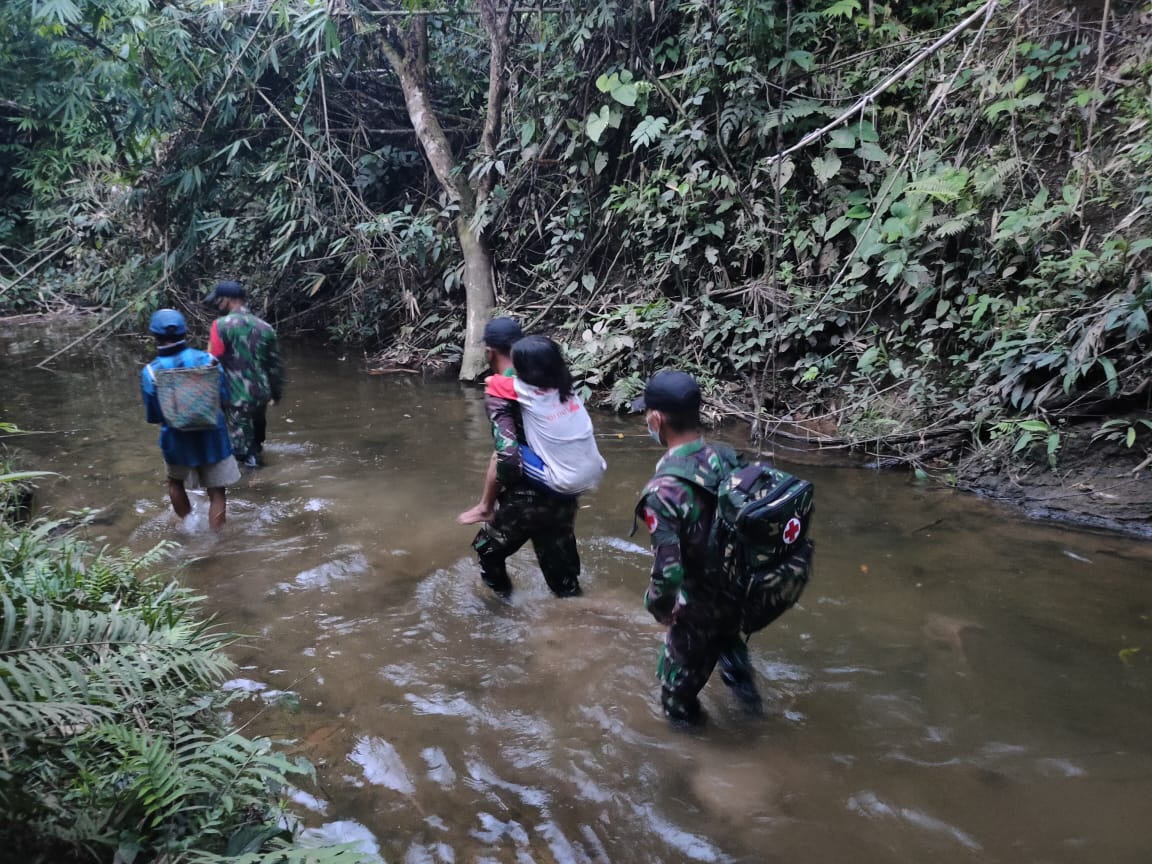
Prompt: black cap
<box><xmin>483</xmin><ymin>316</ymin><xmax>523</xmax><ymax>351</ymax></box>
<box><xmin>203</xmin><ymin>280</ymin><xmax>246</xmax><ymax>305</ymax></box>
<box><xmin>630</xmin><ymin>370</ymin><xmax>702</xmax><ymax>414</ymax></box>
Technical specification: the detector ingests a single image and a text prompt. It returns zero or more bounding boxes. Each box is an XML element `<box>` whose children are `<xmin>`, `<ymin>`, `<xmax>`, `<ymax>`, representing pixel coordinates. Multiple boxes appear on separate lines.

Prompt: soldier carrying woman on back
<box><xmin>459</xmin><ymin>318</ymin><xmax>606</xmax><ymax>597</ymax></box>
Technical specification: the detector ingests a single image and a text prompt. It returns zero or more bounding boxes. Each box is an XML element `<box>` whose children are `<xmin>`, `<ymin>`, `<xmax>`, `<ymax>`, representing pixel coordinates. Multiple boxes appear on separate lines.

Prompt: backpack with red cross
<box><xmin>711</xmin><ymin>461</ymin><xmax>814</xmax><ymax>634</ymax></box>
<box><xmin>645</xmin><ymin>449</ymin><xmax>815</xmax><ymax>635</ymax></box>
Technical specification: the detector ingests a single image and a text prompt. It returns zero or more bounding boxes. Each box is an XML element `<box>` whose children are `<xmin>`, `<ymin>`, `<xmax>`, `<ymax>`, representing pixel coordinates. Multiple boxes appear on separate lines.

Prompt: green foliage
<box><xmin>0</xmin><ymin>515</ymin><xmax>361</xmax><ymax>863</ymax></box>
<box><xmin>2</xmin><ymin>0</ymin><xmax>1151</xmax><ymax>467</ymax></box>
<box><xmin>1093</xmin><ymin>418</ymin><xmax>1152</xmax><ymax>450</ymax></box>
<box><xmin>984</xmin><ymin>418</ymin><xmax>1064</xmax><ymax>469</ymax></box>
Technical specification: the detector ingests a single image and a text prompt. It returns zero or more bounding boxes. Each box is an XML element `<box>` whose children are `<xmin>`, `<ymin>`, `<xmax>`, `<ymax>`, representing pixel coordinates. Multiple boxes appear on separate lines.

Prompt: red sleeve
<box><xmin>208</xmin><ymin>320</ymin><xmax>224</xmax><ymax>357</ymax></box>
<box><xmin>484</xmin><ymin>374</ymin><xmax>518</xmax><ymax>400</ymax></box>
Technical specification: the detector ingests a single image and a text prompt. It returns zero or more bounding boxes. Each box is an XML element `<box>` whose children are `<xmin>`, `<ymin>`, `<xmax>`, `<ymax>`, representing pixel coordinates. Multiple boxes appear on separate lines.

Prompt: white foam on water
<box><xmin>1035</xmin><ymin>757</ymin><xmax>1086</xmax><ymax>778</ymax></box>
<box><xmin>590</xmin><ymin>535</ymin><xmax>652</xmax><ymax>556</ymax></box>
<box><xmin>472</xmin><ymin>812</ymin><xmax>530</xmax><ymax>846</ymax></box>
<box><xmin>421</xmin><ymin>746</ymin><xmax>458</xmax><ymax>788</ymax></box>
<box><xmin>848</xmin><ymin>791</ymin><xmax>982</xmax><ymax>851</ymax></box>
<box><xmin>405</xmin><ymin>692</ymin><xmax>481</xmax><ymax>721</ymax></box>
<box><xmin>286</xmin><ymin>785</ymin><xmax>329</xmax><ymax>814</ymax></box>
<box><xmin>291</xmin><ymin>550</ymin><xmax>371</xmax><ymax>590</ymax></box>
<box><xmin>349</xmin><ymin>735</ymin><xmax>416</xmax><ymax>794</ymax></box>
<box><xmin>220</xmin><ymin>677</ymin><xmax>267</xmax><ymax>694</ymax></box>
<box><xmin>297</xmin><ymin>819</ymin><xmax>383</xmax><ymax>862</ymax></box>
<box><xmin>630</xmin><ymin>804</ymin><xmax>726</xmax><ymax>862</ymax></box>
<box><xmin>466</xmin><ymin>759</ymin><xmax>550</xmax><ymax>809</ymax></box>
<box><xmin>534</xmin><ymin>820</ymin><xmax>585</xmax><ymax>864</ymax></box>
<box><xmin>404</xmin><ymin>842</ymin><xmax>456</xmax><ymax>864</ymax></box>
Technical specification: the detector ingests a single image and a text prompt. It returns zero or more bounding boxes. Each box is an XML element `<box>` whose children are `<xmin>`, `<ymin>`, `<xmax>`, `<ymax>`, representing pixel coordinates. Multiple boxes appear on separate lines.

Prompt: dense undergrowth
<box><xmin>1</xmin><ymin>0</ymin><xmax>1150</xmax><ymax>470</ymax></box>
<box><xmin>0</xmin><ymin>474</ymin><xmax>365</xmax><ymax>863</ymax></box>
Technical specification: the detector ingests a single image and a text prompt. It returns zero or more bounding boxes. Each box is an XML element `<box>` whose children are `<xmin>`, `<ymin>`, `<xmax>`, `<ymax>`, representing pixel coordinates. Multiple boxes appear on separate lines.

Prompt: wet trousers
<box><xmin>472</xmin><ymin>486</ymin><xmax>581</xmax><ymax>597</ymax></box>
<box><xmin>223</xmin><ymin>402</ymin><xmax>268</xmax><ymax>461</ymax></box>
<box><xmin>659</xmin><ymin>605</ymin><xmax>754</xmax><ymax>721</ymax></box>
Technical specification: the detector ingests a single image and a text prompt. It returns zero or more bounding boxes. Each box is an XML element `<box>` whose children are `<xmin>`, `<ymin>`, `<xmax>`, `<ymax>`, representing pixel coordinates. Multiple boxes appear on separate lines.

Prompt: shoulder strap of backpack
<box><xmin>629</xmin><ymin>445</ymin><xmax>742</xmax><ymax>536</ymax></box>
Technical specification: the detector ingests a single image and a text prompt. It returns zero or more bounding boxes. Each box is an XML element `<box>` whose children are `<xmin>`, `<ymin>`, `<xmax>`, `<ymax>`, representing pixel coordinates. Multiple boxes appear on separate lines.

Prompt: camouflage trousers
<box><xmin>472</xmin><ymin>485</ymin><xmax>581</xmax><ymax>597</ymax></box>
<box><xmin>223</xmin><ymin>402</ymin><xmax>268</xmax><ymax>461</ymax></box>
<box><xmin>658</xmin><ymin>599</ymin><xmax>754</xmax><ymax>722</ymax></box>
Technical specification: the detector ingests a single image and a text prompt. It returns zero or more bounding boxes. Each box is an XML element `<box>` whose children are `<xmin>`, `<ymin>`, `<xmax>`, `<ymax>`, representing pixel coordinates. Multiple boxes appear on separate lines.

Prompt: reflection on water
<box><xmin>2</xmin><ymin>323</ymin><xmax>1151</xmax><ymax>863</ymax></box>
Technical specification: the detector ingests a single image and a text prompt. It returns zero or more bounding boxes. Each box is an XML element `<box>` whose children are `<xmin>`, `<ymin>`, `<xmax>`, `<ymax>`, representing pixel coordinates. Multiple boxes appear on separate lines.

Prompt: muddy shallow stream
<box><xmin>2</xmin><ymin>323</ymin><xmax>1151</xmax><ymax>863</ymax></box>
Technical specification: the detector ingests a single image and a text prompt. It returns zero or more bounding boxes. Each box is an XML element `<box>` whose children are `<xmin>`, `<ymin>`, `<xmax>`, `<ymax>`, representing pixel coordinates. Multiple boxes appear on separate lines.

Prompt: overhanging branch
<box><xmin>763</xmin><ymin>0</ymin><xmax>1000</xmax><ymax>165</ymax></box>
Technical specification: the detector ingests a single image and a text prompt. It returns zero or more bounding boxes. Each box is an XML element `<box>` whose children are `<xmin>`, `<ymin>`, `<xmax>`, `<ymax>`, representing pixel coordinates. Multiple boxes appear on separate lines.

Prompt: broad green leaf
<box><xmin>585</xmin><ymin>106</ymin><xmax>611</xmax><ymax>143</ymax></box>
<box><xmin>811</xmin><ymin>153</ymin><xmax>841</xmax><ymax>184</ymax></box>
<box><xmin>611</xmin><ymin>83</ymin><xmax>638</xmax><ymax>107</ymax></box>
<box><xmin>1126</xmin><ymin>306</ymin><xmax>1149</xmax><ymax>341</ymax></box>
<box><xmin>829</xmin><ymin>128</ymin><xmax>856</xmax><ymax>149</ymax></box>
<box><xmin>1097</xmin><ymin>356</ymin><xmax>1118</xmax><ymax>396</ymax></box>
<box><xmin>850</xmin><ymin>120</ymin><xmax>879</xmax><ymax>143</ymax></box>
<box><xmin>520</xmin><ymin>118</ymin><xmax>536</xmax><ymax>148</ymax></box>
<box><xmin>857</xmin><ymin>345</ymin><xmax>880</xmax><ymax>371</ymax></box>
<box><xmin>857</xmin><ymin>142</ymin><xmax>889</xmax><ymax>163</ymax></box>
<box><xmin>768</xmin><ymin>157</ymin><xmax>795</xmax><ymax>189</ymax></box>
<box><xmin>786</xmin><ymin>50</ymin><xmax>815</xmax><ymax>71</ymax></box>
<box><xmin>825</xmin><ymin>215</ymin><xmax>852</xmax><ymax>239</ymax></box>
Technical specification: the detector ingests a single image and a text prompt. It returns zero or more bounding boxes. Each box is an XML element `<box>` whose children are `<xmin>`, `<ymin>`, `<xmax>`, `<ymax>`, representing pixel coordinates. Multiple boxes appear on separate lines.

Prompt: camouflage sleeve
<box><xmin>265</xmin><ymin>330</ymin><xmax>284</xmax><ymax>403</ymax></box>
<box><xmin>639</xmin><ymin>481</ymin><xmax>690</xmax><ymax>625</ymax></box>
<box><xmin>486</xmin><ymin>394</ymin><xmax>523</xmax><ymax>485</ymax></box>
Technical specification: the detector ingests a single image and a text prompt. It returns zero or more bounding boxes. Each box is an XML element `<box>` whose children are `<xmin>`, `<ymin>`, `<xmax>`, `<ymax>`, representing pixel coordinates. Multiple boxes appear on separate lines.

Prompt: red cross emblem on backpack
<box><xmin>783</xmin><ymin>516</ymin><xmax>802</xmax><ymax>545</ymax></box>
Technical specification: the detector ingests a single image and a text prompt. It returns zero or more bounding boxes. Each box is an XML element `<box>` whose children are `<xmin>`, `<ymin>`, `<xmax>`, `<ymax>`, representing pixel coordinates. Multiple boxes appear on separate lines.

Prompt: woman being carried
<box><xmin>458</xmin><ymin>336</ymin><xmax>606</xmax><ymax>524</ymax></box>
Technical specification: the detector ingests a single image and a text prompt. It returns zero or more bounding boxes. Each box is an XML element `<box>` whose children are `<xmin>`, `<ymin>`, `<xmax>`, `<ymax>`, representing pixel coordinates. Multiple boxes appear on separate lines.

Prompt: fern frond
<box><xmin>758</xmin><ymin>99</ymin><xmax>837</xmax><ymax>134</ymax></box>
<box><xmin>931</xmin><ymin>212</ymin><xmax>978</xmax><ymax>239</ymax></box>
<box><xmin>973</xmin><ymin>156</ymin><xmax>1023</xmax><ymax>198</ymax></box>
<box><xmin>903</xmin><ymin>176</ymin><xmax>967</xmax><ymax>203</ymax></box>
<box><xmin>0</xmin><ymin>596</ymin><xmax>234</xmax><ymax>737</ymax></box>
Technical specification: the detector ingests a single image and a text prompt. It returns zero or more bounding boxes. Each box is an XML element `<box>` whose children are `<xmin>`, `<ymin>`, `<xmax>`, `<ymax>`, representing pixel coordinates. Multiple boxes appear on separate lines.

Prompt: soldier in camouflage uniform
<box><xmin>204</xmin><ymin>281</ymin><xmax>284</xmax><ymax>467</ymax></box>
<box><xmin>633</xmin><ymin>370</ymin><xmax>760</xmax><ymax>724</ymax></box>
<box><xmin>461</xmin><ymin>318</ymin><xmax>582</xmax><ymax>598</ymax></box>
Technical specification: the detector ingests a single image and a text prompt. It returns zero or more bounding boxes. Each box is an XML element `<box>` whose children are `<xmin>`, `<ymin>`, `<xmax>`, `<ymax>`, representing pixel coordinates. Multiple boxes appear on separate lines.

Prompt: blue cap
<box><xmin>149</xmin><ymin>308</ymin><xmax>187</xmax><ymax>338</ymax></box>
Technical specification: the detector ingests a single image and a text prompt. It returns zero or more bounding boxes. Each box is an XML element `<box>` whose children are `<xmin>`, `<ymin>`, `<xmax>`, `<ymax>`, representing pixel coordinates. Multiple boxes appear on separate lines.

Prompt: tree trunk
<box><xmin>458</xmin><ymin>218</ymin><xmax>496</xmax><ymax>380</ymax></box>
<box><xmin>378</xmin><ymin>7</ymin><xmax>514</xmax><ymax>382</ymax></box>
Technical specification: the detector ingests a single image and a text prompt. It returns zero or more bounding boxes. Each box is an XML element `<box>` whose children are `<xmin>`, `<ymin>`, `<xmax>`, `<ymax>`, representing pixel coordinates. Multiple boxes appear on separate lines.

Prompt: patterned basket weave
<box><xmin>151</xmin><ymin>365</ymin><xmax>221</xmax><ymax>430</ymax></box>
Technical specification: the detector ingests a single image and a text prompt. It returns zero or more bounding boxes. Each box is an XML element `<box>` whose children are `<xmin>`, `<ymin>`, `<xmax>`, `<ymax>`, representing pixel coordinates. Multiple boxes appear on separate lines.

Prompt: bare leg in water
<box><xmin>206</xmin><ymin>487</ymin><xmax>227</xmax><ymax>531</ymax></box>
<box><xmin>457</xmin><ymin>452</ymin><xmax>499</xmax><ymax>524</ymax></box>
<box><xmin>168</xmin><ymin>478</ymin><xmax>191</xmax><ymax>520</ymax></box>
<box><xmin>169</xmin><ymin>478</ymin><xmax>227</xmax><ymax>531</ymax></box>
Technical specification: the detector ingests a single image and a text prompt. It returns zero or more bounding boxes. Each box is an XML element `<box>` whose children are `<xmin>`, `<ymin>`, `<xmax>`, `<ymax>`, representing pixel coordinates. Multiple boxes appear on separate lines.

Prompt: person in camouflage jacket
<box><xmin>204</xmin><ymin>281</ymin><xmax>284</xmax><ymax>467</ymax></box>
<box><xmin>633</xmin><ymin>370</ymin><xmax>760</xmax><ymax>724</ymax></box>
<box><xmin>461</xmin><ymin>317</ymin><xmax>582</xmax><ymax>598</ymax></box>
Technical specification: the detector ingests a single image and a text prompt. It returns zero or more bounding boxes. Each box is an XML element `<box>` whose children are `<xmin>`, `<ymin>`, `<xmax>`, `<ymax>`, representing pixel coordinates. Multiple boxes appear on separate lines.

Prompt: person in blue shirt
<box><xmin>141</xmin><ymin>309</ymin><xmax>240</xmax><ymax>530</ymax></box>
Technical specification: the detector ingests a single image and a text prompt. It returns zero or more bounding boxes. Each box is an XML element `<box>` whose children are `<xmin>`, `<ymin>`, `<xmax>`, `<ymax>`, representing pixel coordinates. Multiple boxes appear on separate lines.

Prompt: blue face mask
<box><xmin>647</xmin><ymin>418</ymin><xmax>662</xmax><ymax>445</ymax></box>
